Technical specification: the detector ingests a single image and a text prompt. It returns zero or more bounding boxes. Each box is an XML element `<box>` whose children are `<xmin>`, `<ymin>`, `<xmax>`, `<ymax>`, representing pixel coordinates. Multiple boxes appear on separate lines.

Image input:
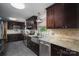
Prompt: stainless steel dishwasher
<box><xmin>39</xmin><ymin>40</ymin><xmax>51</xmax><ymax>56</ymax></box>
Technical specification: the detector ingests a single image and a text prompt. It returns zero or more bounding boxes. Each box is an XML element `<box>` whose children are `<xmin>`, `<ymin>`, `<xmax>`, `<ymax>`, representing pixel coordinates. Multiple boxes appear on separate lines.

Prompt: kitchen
<box><xmin>0</xmin><ymin>3</ymin><xmax>79</xmax><ymax>56</ymax></box>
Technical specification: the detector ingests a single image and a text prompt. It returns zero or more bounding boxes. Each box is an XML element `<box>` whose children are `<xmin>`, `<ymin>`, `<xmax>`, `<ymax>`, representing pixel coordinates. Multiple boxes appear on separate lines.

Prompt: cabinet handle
<box><xmin>40</xmin><ymin>41</ymin><xmax>50</xmax><ymax>46</ymax></box>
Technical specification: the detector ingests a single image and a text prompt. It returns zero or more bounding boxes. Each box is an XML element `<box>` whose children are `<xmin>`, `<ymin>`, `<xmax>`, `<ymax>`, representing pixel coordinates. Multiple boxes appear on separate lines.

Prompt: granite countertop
<box><xmin>7</xmin><ymin>30</ymin><xmax>22</xmax><ymax>34</ymax></box>
<box><xmin>24</xmin><ymin>29</ymin><xmax>79</xmax><ymax>52</ymax></box>
<box><xmin>39</xmin><ymin>35</ymin><xmax>79</xmax><ymax>52</ymax></box>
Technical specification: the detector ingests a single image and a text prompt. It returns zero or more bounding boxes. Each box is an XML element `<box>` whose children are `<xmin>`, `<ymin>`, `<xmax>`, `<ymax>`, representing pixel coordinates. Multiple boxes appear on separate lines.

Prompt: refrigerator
<box><xmin>0</xmin><ymin>20</ymin><xmax>5</xmax><ymax>55</ymax></box>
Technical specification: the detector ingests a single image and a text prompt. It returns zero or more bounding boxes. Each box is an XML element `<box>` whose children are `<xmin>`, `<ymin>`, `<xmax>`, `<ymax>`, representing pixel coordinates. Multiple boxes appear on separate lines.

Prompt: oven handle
<box><xmin>40</xmin><ymin>41</ymin><xmax>50</xmax><ymax>46</ymax></box>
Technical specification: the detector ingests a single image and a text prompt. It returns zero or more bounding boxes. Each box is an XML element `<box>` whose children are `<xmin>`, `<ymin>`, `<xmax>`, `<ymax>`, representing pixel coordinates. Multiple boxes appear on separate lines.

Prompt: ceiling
<box><xmin>0</xmin><ymin>3</ymin><xmax>53</xmax><ymax>20</ymax></box>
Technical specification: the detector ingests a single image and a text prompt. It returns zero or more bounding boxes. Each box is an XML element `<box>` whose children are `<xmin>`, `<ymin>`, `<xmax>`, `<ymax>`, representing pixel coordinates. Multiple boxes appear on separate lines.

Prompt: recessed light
<box><xmin>11</xmin><ymin>3</ymin><xmax>25</xmax><ymax>9</ymax></box>
<box><xmin>8</xmin><ymin>17</ymin><xmax>16</xmax><ymax>21</ymax></box>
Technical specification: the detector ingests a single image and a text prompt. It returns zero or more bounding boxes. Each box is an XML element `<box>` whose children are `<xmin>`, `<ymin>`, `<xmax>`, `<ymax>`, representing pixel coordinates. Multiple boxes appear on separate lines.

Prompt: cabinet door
<box><xmin>8</xmin><ymin>34</ymin><xmax>16</xmax><ymax>42</ymax></box>
<box><xmin>27</xmin><ymin>37</ymin><xmax>39</xmax><ymax>56</ymax></box>
<box><xmin>26</xmin><ymin>16</ymin><xmax>37</xmax><ymax>30</ymax></box>
<box><xmin>46</xmin><ymin>7</ymin><xmax>54</xmax><ymax>28</ymax></box>
<box><xmin>64</xmin><ymin>4</ymin><xmax>77</xmax><ymax>28</ymax></box>
<box><xmin>51</xmin><ymin>44</ymin><xmax>60</xmax><ymax>56</ymax></box>
<box><xmin>54</xmin><ymin>4</ymin><xmax>65</xmax><ymax>28</ymax></box>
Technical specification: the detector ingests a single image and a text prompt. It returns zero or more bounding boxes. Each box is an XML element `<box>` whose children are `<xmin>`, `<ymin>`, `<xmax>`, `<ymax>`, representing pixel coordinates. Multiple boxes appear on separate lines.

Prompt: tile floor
<box><xmin>5</xmin><ymin>41</ymin><xmax>37</xmax><ymax>56</ymax></box>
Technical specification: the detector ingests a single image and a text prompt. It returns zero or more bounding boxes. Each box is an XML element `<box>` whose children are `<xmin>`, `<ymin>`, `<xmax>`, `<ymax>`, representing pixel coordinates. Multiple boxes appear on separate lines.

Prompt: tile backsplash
<box><xmin>47</xmin><ymin>29</ymin><xmax>79</xmax><ymax>39</ymax></box>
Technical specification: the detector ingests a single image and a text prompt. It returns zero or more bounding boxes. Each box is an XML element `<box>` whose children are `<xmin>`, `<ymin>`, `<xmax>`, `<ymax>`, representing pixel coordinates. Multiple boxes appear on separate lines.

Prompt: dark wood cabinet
<box><xmin>47</xmin><ymin>7</ymin><xmax>54</xmax><ymax>28</ymax></box>
<box><xmin>26</xmin><ymin>16</ymin><xmax>37</xmax><ymax>30</ymax></box>
<box><xmin>7</xmin><ymin>34</ymin><xmax>24</xmax><ymax>42</ymax></box>
<box><xmin>7</xmin><ymin>21</ymin><xmax>25</xmax><ymax>29</ymax></box>
<box><xmin>54</xmin><ymin>4</ymin><xmax>65</xmax><ymax>28</ymax></box>
<box><xmin>46</xmin><ymin>3</ymin><xmax>79</xmax><ymax>29</ymax></box>
<box><xmin>64</xmin><ymin>4</ymin><xmax>77</xmax><ymax>28</ymax></box>
<box><xmin>27</xmin><ymin>36</ymin><xmax>39</xmax><ymax>56</ymax></box>
<box><xmin>51</xmin><ymin>44</ymin><xmax>79</xmax><ymax>56</ymax></box>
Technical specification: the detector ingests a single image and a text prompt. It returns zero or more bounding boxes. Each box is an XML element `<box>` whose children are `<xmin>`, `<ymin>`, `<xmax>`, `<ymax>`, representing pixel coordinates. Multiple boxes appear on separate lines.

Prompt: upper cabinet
<box><xmin>64</xmin><ymin>4</ymin><xmax>77</xmax><ymax>28</ymax></box>
<box><xmin>26</xmin><ymin>16</ymin><xmax>37</xmax><ymax>30</ymax></box>
<box><xmin>7</xmin><ymin>21</ymin><xmax>25</xmax><ymax>29</ymax></box>
<box><xmin>46</xmin><ymin>3</ymin><xmax>79</xmax><ymax>29</ymax></box>
<box><xmin>54</xmin><ymin>4</ymin><xmax>65</xmax><ymax>28</ymax></box>
<box><xmin>47</xmin><ymin>6</ymin><xmax>54</xmax><ymax>28</ymax></box>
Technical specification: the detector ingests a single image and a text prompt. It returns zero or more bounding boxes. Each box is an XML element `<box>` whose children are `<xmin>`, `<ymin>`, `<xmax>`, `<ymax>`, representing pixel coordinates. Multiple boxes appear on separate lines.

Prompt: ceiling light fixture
<box><xmin>11</xmin><ymin>3</ymin><xmax>25</xmax><ymax>9</ymax></box>
<box><xmin>8</xmin><ymin>17</ymin><xmax>16</xmax><ymax>21</ymax></box>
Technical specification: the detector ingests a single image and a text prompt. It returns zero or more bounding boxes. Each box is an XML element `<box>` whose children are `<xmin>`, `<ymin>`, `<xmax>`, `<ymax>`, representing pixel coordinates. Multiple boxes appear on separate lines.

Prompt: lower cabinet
<box><xmin>7</xmin><ymin>34</ymin><xmax>24</xmax><ymax>42</ymax></box>
<box><xmin>27</xmin><ymin>37</ymin><xmax>39</xmax><ymax>56</ymax></box>
<box><xmin>27</xmin><ymin>37</ymin><xmax>79</xmax><ymax>56</ymax></box>
<box><xmin>51</xmin><ymin>44</ymin><xmax>79</xmax><ymax>56</ymax></box>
